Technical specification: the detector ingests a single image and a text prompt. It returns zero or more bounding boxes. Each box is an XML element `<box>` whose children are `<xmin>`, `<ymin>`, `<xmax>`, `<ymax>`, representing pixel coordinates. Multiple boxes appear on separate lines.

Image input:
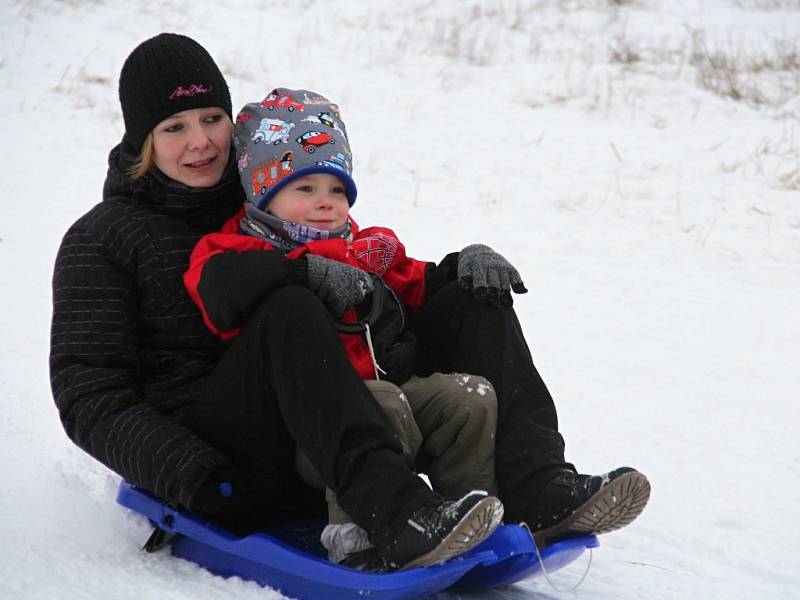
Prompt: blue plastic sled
<box><xmin>117</xmin><ymin>482</ymin><xmax>598</xmax><ymax>599</ymax></box>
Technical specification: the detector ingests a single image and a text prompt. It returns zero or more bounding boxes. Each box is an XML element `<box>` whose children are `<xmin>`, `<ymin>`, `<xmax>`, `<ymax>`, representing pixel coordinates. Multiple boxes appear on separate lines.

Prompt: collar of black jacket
<box><xmin>102</xmin><ymin>136</ymin><xmax>243</xmax><ymax>223</ymax></box>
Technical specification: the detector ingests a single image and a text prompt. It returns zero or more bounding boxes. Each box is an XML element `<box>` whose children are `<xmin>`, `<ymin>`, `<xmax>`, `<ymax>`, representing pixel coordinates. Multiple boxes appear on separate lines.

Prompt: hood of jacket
<box><xmin>102</xmin><ymin>135</ymin><xmax>243</xmax><ymax>225</ymax></box>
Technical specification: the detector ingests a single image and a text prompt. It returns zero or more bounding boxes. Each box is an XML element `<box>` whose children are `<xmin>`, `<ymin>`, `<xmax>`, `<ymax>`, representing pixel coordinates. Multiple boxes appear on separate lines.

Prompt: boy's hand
<box><xmin>306</xmin><ymin>255</ymin><xmax>374</xmax><ymax>316</ymax></box>
<box><xmin>457</xmin><ymin>244</ymin><xmax>527</xmax><ymax>307</ymax></box>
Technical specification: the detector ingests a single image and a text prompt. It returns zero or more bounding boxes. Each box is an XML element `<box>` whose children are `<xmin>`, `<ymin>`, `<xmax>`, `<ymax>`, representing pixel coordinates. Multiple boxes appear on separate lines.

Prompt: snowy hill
<box><xmin>1</xmin><ymin>1</ymin><xmax>798</xmax><ymax>598</ymax></box>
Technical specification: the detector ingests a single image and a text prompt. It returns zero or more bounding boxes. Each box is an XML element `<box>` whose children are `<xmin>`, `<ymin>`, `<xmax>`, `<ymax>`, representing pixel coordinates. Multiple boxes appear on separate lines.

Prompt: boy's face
<box><xmin>268</xmin><ymin>173</ymin><xmax>350</xmax><ymax>229</ymax></box>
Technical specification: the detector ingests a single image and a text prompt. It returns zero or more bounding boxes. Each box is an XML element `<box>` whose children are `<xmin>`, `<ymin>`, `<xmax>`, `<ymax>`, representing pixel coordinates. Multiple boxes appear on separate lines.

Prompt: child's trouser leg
<box><xmin>295</xmin><ymin>379</ymin><xmax>423</xmax><ymax>524</ymax></box>
<box><xmin>401</xmin><ymin>373</ymin><xmax>498</xmax><ymax>498</ymax></box>
<box><xmin>409</xmin><ymin>281</ymin><xmax>570</xmax><ymax>523</ymax></box>
<box><xmin>294</xmin><ymin>380</ymin><xmax>423</xmax><ymax>562</ymax></box>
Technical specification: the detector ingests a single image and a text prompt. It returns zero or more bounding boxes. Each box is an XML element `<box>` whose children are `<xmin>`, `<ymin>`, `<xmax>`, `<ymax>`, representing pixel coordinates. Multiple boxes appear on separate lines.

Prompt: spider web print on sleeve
<box><xmin>351</xmin><ymin>232</ymin><xmax>399</xmax><ymax>274</ymax></box>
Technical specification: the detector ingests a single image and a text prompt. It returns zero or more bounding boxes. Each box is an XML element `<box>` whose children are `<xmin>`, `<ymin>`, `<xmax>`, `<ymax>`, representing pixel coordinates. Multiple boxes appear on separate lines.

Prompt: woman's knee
<box><xmin>249</xmin><ymin>285</ymin><xmax>330</xmax><ymax>329</ymax></box>
<box><xmin>239</xmin><ymin>286</ymin><xmax>342</xmax><ymax>358</ymax></box>
<box><xmin>264</xmin><ymin>285</ymin><xmax>324</xmax><ymax>314</ymax></box>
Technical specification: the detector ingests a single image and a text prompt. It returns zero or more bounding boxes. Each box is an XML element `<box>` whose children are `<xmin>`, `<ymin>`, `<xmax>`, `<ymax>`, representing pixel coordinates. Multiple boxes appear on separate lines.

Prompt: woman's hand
<box><xmin>457</xmin><ymin>244</ymin><xmax>527</xmax><ymax>307</ymax></box>
<box><xmin>188</xmin><ymin>465</ymin><xmax>261</xmax><ymax>519</ymax></box>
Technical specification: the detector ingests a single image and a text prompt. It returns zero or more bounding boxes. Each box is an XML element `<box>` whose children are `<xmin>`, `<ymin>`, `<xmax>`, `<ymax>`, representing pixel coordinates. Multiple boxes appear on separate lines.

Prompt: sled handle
<box><xmin>334</xmin><ymin>275</ymin><xmax>385</xmax><ymax>334</ymax></box>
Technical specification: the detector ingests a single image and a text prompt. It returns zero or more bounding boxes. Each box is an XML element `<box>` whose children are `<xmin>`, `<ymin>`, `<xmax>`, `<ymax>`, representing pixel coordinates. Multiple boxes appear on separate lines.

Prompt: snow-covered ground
<box><xmin>1</xmin><ymin>1</ymin><xmax>799</xmax><ymax>598</ymax></box>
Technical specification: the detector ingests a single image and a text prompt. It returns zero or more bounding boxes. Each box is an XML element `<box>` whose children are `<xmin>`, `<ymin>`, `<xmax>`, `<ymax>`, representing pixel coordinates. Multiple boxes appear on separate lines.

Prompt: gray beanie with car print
<box><xmin>233</xmin><ymin>88</ymin><xmax>357</xmax><ymax>213</ymax></box>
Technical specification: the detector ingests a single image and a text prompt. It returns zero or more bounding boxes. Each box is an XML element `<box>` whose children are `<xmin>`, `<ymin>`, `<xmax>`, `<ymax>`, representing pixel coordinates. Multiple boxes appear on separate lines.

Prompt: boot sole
<box><xmin>532</xmin><ymin>471</ymin><xmax>651</xmax><ymax>547</ymax></box>
<box><xmin>400</xmin><ymin>496</ymin><xmax>504</xmax><ymax>570</ymax></box>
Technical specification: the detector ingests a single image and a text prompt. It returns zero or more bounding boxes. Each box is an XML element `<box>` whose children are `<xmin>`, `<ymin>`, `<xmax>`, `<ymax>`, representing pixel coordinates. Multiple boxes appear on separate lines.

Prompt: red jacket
<box><xmin>184</xmin><ymin>209</ymin><xmax>429</xmax><ymax>380</ymax></box>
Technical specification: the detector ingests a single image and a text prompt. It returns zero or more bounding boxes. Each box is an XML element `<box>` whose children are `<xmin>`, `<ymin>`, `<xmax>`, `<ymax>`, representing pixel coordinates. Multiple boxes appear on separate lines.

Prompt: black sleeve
<box><xmin>50</xmin><ymin>218</ymin><xmax>228</xmax><ymax>508</ymax></box>
<box><xmin>196</xmin><ymin>250</ymin><xmax>309</xmax><ymax>332</ymax></box>
<box><xmin>423</xmin><ymin>251</ymin><xmax>460</xmax><ymax>302</ymax></box>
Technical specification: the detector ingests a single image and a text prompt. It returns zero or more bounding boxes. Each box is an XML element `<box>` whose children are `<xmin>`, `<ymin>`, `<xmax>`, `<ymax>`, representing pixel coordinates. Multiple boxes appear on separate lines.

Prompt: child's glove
<box><xmin>457</xmin><ymin>244</ymin><xmax>527</xmax><ymax>307</ymax></box>
<box><xmin>306</xmin><ymin>254</ymin><xmax>374</xmax><ymax>317</ymax></box>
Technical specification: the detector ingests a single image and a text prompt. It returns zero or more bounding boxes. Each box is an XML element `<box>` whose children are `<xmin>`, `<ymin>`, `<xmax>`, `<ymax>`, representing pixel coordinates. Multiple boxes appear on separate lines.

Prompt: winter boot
<box><xmin>382</xmin><ymin>490</ymin><xmax>504</xmax><ymax>570</ymax></box>
<box><xmin>526</xmin><ymin>467</ymin><xmax>650</xmax><ymax>547</ymax></box>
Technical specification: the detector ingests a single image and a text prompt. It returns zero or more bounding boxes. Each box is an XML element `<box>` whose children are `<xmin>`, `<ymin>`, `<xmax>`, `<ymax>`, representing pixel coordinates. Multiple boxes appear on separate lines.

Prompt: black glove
<box><xmin>187</xmin><ymin>464</ymin><xmax>261</xmax><ymax>521</ymax></box>
<box><xmin>457</xmin><ymin>244</ymin><xmax>527</xmax><ymax>307</ymax></box>
<box><xmin>306</xmin><ymin>254</ymin><xmax>374</xmax><ymax>317</ymax></box>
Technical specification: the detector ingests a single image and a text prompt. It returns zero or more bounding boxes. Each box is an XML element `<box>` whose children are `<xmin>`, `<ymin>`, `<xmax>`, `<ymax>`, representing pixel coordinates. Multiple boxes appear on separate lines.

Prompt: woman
<box><xmin>51</xmin><ymin>32</ymin><xmax>649</xmax><ymax>574</ymax></box>
<box><xmin>49</xmin><ymin>33</ymin><xmax>502</xmax><ymax>571</ymax></box>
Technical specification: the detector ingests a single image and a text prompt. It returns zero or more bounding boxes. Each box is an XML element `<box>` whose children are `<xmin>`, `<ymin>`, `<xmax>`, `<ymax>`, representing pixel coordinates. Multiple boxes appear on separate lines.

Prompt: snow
<box><xmin>1</xmin><ymin>0</ymin><xmax>799</xmax><ymax>598</ymax></box>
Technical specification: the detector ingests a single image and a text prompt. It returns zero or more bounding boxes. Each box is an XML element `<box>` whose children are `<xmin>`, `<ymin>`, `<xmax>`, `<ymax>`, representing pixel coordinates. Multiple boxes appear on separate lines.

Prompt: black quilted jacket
<box><xmin>49</xmin><ymin>141</ymin><xmax>244</xmax><ymax>507</ymax></box>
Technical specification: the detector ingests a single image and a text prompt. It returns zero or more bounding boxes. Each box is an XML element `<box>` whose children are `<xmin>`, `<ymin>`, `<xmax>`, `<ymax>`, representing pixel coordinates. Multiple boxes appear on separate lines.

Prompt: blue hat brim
<box><xmin>257</xmin><ymin>165</ymin><xmax>358</xmax><ymax>210</ymax></box>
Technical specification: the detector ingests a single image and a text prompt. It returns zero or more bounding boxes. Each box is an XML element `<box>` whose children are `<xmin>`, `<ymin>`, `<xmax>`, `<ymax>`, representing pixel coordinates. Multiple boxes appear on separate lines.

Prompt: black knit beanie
<box><xmin>119</xmin><ymin>33</ymin><xmax>232</xmax><ymax>153</ymax></box>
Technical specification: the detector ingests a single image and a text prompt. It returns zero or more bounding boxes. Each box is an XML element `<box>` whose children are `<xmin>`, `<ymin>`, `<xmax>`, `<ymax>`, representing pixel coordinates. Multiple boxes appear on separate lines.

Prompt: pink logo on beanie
<box><xmin>169</xmin><ymin>84</ymin><xmax>213</xmax><ymax>100</ymax></box>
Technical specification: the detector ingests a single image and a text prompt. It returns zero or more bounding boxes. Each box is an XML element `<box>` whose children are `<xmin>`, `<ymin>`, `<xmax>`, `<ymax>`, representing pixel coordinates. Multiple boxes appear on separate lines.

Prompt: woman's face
<box><xmin>152</xmin><ymin>107</ymin><xmax>232</xmax><ymax>188</ymax></box>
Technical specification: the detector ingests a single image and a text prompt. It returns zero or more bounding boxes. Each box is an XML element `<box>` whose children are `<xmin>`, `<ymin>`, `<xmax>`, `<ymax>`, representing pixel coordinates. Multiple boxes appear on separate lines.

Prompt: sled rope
<box><xmin>363</xmin><ymin>322</ymin><xmax>387</xmax><ymax>380</ymax></box>
<box><xmin>522</xmin><ymin>522</ymin><xmax>592</xmax><ymax>593</ymax></box>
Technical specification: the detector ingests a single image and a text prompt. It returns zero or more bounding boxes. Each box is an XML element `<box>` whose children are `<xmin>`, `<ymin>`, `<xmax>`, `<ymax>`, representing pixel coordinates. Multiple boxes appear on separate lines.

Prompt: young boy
<box><xmin>185</xmin><ymin>88</ymin><xmax>501</xmax><ymax>566</ymax></box>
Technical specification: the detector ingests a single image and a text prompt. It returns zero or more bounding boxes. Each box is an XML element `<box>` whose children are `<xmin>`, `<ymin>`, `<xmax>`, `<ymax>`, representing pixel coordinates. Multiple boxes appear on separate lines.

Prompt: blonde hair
<box><xmin>127</xmin><ymin>134</ymin><xmax>155</xmax><ymax>179</ymax></box>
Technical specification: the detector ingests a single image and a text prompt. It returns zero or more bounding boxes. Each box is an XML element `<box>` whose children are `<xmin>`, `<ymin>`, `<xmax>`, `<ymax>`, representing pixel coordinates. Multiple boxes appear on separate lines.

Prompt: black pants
<box><xmin>410</xmin><ymin>282</ymin><xmax>569</xmax><ymax>521</ymax></box>
<box><xmin>182</xmin><ymin>285</ymin><xmax>432</xmax><ymax>548</ymax></box>
<box><xmin>183</xmin><ymin>282</ymin><xmax>568</xmax><ymax>540</ymax></box>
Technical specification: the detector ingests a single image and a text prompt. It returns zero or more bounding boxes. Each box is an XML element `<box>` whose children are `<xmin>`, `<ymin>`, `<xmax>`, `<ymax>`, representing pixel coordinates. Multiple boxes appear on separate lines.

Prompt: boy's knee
<box><xmin>365</xmin><ymin>380</ymin><xmax>412</xmax><ymax>418</ymax></box>
<box><xmin>364</xmin><ymin>380</ymin><xmax>421</xmax><ymax>457</ymax></box>
<box><xmin>403</xmin><ymin>372</ymin><xmax>497</xmax><ymax>425</ymax></box>
<box><xmin>441</xmin><ymin>374</ymin><xmax>498</xmax><ymax>437</ymax></box>
<box><xmin>460</xmin><ymin>375</ymin><xmax>497</xmax><ymax>412</ymax></box>
<box><xmin>444</xmin><ymin>374</ymin><xmax>497</xmax><ymax>419</ymax></box>
<box><xmin>365</xmin><ymin>379</ymin><xmax>404</xmax><ymax>397</ymax></box>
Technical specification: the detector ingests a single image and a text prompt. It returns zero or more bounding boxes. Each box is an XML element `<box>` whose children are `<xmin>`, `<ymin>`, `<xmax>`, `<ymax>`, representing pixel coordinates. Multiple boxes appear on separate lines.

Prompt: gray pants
<box><xmin>295</xmin><ymin>373</ymin><xmax>498</xmax><ymax>524</ymax></box>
